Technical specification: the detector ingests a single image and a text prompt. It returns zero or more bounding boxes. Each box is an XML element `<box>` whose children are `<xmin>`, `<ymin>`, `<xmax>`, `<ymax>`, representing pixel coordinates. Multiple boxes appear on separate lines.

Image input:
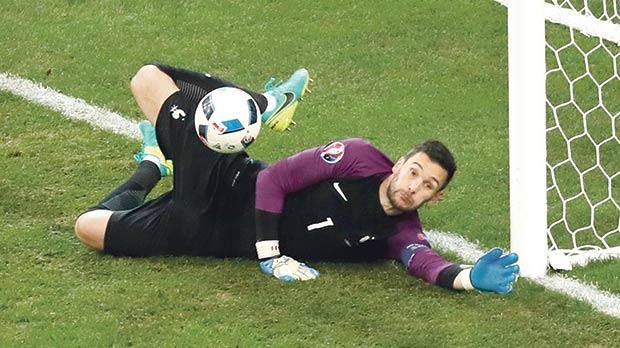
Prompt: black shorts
<box><xmin>103</xmin><ymin>91</ymin><xmax>265</xmax><ymax>257</ymax></box>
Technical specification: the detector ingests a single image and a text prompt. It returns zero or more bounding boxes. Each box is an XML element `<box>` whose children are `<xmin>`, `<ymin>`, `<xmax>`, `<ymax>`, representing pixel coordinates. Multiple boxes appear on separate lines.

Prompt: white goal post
<box><xmin>507</xmin><ymin>0</ymin><xmax>620</xmax><ymax>277</ymax></box>
<box><xmin>508</xmin><ymin>0</ymin><xmax>548</xmax><ymax>277</ymax></box>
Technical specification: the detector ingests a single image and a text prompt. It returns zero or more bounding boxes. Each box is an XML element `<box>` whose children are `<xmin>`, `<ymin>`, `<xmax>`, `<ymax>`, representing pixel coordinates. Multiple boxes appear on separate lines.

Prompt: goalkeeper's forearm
<box><xmin>435</xmin><ymin>264</ymin><xmax>475</xmax><ymax>291</ymax></box>
<box><xmin>254</xmin><ymin>210</ymin><xmax>320</xmax><ymax>282</ymax></box>
<box><xmin>254</xmin><ymin>209</ymin><xmax>281</xmax><ymax>259</ymax></box>
<box><xmin>399</xmin><ymin>243</ymin><xmax>474</xmax><ymax>291</ymax></box>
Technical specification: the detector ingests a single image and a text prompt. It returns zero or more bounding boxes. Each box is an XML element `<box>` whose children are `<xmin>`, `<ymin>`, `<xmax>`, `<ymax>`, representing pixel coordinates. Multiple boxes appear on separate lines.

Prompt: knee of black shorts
<box><xmin>79</xmin><ymin>204</ymin><xmax>110</xmax><ymax>217</ymax></box>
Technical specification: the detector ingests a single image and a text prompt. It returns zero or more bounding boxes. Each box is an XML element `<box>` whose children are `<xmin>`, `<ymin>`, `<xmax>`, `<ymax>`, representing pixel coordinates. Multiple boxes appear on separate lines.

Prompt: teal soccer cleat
<box><xmin>133</xmin><ymin>121</ymin><xmax>173</xmax><ymax>177</ymax></box>
<box><xmin>261</xmin><ymin>68</ymin><xmax>312</xmax><ymax>132</ymax></box>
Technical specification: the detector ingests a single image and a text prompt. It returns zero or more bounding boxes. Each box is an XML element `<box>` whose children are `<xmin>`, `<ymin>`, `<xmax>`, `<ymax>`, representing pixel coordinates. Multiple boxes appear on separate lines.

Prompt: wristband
<box><xmin>255</xmin><ymin>240</ymin><xmax>280</xmax><ymax>259</ymax></box>
<box><xmin>454</xmin><ymin>268</ymin><xmax>475</xmax><ymax>290</ymax></box>
<box><xmin>436</xmin><ymin>264</ymin><xmax>464</xmax><ymax>289</ymax></box>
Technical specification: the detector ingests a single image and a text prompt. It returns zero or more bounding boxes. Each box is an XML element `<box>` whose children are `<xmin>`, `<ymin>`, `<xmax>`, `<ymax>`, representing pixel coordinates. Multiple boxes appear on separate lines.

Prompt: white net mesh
<box><xmin>545</xmin><ymin>0</ymin><xmax>620</xmax><ymax>267</ymax></box>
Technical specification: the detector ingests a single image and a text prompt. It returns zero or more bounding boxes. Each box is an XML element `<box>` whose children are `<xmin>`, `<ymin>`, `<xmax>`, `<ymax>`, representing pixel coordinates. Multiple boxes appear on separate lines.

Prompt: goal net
<box><xmin>545</xmin><ymin>0</ymin><xmax>620</xmax><ymax>269</ymax></box>
<box><xmin>506</xmin><ymin>0</ymin><xmax>620</xmax><ymax>275</ymax></box>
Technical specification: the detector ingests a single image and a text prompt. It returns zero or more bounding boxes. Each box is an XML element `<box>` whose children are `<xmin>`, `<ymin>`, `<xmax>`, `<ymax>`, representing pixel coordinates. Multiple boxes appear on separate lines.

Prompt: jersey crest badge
<box><xmin>320</xmin><ymin>141</ymin><xmax>345</xmax><ymax>164</ymax></box>
<box><xmin>170</xmin><ymin>104</ymin><xmax>186</xmax><ymax>121</ymax></box>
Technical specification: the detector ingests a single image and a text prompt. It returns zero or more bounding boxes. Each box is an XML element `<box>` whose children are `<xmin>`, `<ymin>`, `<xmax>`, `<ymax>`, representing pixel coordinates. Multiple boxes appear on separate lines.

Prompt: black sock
<box><xmin>95</xmin><ymin>161</ymin><xmax>161</xmax><ymax>211</ymax></box>
<box><xmin>153</xmin><ymin>63</ymin><xmax>268</xmax><ymax>113</ymax></box>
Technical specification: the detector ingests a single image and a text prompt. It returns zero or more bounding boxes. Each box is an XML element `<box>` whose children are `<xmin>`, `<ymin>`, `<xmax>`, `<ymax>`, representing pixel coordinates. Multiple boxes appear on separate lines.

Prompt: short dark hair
<box><xmin>403</xmin><ymin>140</ymin><xmax>457</xmax><ymax>190</ymax></box>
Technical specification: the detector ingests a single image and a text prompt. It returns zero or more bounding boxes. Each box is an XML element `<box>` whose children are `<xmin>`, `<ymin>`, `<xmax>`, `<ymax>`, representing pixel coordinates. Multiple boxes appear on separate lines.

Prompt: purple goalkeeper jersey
<box><xmin>255</xmin><ymin>138</ymin><xmax>455</xmax><ymax>286</ymax></box>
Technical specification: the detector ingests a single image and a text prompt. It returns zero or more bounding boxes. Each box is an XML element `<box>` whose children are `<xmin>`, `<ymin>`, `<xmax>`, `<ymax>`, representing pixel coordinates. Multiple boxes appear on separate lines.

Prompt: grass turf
<box><xmin>0</xmin><ymin>0</ymin><xmax>618</xmax><ymax>346</ymax></box>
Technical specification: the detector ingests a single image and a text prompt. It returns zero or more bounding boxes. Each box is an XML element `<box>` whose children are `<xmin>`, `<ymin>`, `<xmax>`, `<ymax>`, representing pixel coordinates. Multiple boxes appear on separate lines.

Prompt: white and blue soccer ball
<box><xmin>194</xmin><ymin>87</ymin><xmax>261</xmax><ymax>154</ymax></box>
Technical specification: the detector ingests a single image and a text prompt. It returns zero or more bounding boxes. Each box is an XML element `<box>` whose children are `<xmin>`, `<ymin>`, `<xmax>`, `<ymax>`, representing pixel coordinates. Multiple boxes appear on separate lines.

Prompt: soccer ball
<box><xmin>194</xmin><ymin>87</ymin><xmax>261</xmax><ymax>154</ymax></box>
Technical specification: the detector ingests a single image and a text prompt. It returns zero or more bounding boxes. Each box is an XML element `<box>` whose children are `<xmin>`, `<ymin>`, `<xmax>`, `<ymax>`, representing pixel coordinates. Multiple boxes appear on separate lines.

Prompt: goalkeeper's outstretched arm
<box><xmin>389</xmin><ymin>231</ymin><xmax>520</xmax><ymax>294</ymax></box>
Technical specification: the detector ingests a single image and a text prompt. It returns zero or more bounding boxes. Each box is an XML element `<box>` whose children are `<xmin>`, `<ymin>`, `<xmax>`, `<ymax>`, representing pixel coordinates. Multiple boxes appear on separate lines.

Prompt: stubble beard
<box><xmin>386</xmin><ymin>175</ymin><xmax>421</xmax><ymax>213</ymax></box>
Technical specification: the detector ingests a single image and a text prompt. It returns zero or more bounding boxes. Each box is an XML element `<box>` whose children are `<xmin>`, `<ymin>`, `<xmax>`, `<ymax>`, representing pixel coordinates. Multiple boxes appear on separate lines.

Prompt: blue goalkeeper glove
<box><xmin>470</xmin><ymin>248</ymin><xmax>520</xmax><ymax>294</ymax></box>
<box><xmin>259</xmin><ymin>255</ymin><xmax>320</xmax><ymax>282</ymax></box>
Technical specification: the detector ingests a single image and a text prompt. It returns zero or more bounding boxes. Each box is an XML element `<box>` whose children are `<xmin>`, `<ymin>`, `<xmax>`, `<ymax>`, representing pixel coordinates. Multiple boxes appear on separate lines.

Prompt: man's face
<box><xmin>386</xmin><ymin>152</ymin><xmax>448</xmax><ymax>213</ymax></box>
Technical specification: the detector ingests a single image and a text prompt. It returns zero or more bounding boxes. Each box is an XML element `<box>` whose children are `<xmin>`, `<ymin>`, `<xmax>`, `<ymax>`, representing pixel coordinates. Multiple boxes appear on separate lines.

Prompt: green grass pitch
<box><xmin>0</xmin><ymin>0</ymin><xmax>618</xmax><ymax>346</ymax></box>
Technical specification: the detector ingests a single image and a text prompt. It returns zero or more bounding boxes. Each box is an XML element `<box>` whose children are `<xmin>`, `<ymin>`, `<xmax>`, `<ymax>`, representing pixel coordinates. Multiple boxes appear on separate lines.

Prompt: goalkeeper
<box><xmin>74</xmin><ymin>64</ymin><xmax>520</xmax><ymax>294</ymax></box>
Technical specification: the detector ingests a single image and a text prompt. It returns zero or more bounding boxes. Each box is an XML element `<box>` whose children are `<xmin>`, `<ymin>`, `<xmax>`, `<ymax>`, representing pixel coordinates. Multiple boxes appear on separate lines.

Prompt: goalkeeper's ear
<box><xmin>392</xmin><ymin>157</ymin><xmax>405</xmax><ymax>173</ymax></box>
<box><xmin>428</xmin><ymin>190</ymin><xmax>444</xmax><ymax>204</ymax></box>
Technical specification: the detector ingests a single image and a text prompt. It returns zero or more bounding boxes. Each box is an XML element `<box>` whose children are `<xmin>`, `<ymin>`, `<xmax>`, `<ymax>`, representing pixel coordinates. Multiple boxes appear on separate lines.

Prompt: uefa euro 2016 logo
<box><xmin>320</xmin><ymin>141</ymin><xmax>345</xmax><ymax>164</ymax></box>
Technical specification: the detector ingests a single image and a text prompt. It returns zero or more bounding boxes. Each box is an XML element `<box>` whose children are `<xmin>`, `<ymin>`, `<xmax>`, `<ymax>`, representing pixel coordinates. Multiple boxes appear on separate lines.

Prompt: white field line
<box><xmin>1</xmin><ymin>71</ymin><xmax>619</xmax><ymax>319</ymax></box>
<box><xmin>0</xmin><ymin>72</ymin><xmax>140</xmax><ymax>139</ymax></box>
<box><xmin>427</xmin><ymin>230</ymin><xmax>620</xmax><ymax>319</ymax></box>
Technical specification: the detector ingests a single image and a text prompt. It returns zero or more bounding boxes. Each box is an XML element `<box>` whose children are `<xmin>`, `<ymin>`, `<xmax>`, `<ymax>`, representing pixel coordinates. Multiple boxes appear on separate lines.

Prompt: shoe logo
<box><xmin>332</xmin><ymin>182</ymin><xmax>348</xmax><ymax>202</ymax></box>
<box><xmin>274</xmin><ymin>92</ymin><xmax>295</xmax><ymax>113</ymax></box>
<box><xmin>170</xmin><ymin>105</ymin><xmax>186</xmax><ymax>121</ymax></box>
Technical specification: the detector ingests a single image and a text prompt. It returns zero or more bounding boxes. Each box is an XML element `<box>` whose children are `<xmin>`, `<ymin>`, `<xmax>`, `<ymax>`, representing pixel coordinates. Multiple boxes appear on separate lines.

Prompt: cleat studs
<box><xmin>291</xmin><ymin>121</ymin><xmax>297</xmax><ymax>126</ymax></box>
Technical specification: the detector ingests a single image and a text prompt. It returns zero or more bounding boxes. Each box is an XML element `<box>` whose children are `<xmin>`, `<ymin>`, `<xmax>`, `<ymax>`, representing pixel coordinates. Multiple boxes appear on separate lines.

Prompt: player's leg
<box><xmin>74</xmin><ymin>160</ymin><xmax>162</xmax><ymax>251</ymax></box>
<box><xmin>130</xmin><ymin>65</ymin><xmax>180</xmax><ymax>125</ymax></box>
<box><xmin>152</xmin><ymin>63</ymin><xmax>311</xmax><ymax>131</ymax></box>
<box><xmin>74</xmin><ymin>123</ymin><xmax>168</xmax><ymax>251</ymax></box>
<box><xmin>153</xmin><ymin>63</ymin><xmax>269</xmax><ymax>111</ymax></box>
<box><xmin>74</xmin><ymin>210</ymin><xmax>113</xmax><ymax>251</ymax></box>
<box><xmin>260</xmin><ymin>68</ymin><xmax>311</xmax><ymax>131</ymax></box>
<box><xmin>130</xmin><ymin>63</ymin><xmax>266</xmax><ymax>175</ymax></box>
<box><xmin>133</xmin><ymin>120</ymin><xmax>173</xmax><ymax>176</ymax></box>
